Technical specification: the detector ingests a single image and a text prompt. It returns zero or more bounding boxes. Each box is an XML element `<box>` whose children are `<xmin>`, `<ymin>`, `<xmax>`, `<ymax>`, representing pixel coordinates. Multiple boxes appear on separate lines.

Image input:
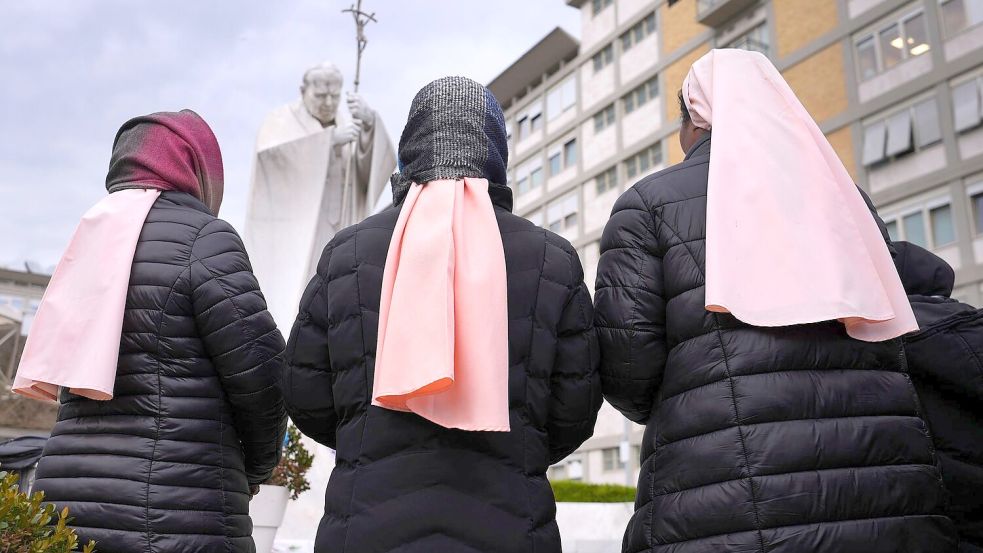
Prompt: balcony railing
<box><xmin>697</xmin><ymin>0</ymin><xmax>758</xmax><ymax>27</ymax></box>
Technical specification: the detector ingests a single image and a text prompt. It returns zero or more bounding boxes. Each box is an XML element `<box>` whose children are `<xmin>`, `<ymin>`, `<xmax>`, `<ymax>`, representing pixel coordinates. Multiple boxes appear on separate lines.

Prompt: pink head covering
<box><xmin>13</xmin><ymin>110</ymin><xmax>225</xmax><ymax>401</ymax></box>
<box><xmin>682</xmin><ymin>49</ymin><xmax>917</xmax><ymax>341</ymax></box>
<box><xmin>372</xmin><ymin>77</ymin><xmax>511</xmax><ymax>431</ymax></box>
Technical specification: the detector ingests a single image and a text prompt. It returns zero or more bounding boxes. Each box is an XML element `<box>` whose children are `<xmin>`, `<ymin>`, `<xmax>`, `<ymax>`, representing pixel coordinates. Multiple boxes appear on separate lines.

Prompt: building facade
<box><xmin>0</xmin><ymin>267</ymin><xmax>55</xmax><ymax>438</ymax></box>
<box><xmin>487</xmin><ymin>0</ymin><xmax>983</xmax><ymax>485</ymax></box>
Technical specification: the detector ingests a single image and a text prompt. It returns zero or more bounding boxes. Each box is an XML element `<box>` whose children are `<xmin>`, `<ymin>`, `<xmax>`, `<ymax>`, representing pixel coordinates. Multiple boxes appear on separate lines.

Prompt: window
<box><xmin>517</xmin><ymin>116</ymin><xmax>529</xmax><ymax>141</ymax></box>
<box><xmin>624</xmin><ymin>76</ymin><xmax>659</xmax><ymax>114</ymax></box>
<box><xmin>549</xmin><ymin>153</ymin><xmax>562</xmax><ymax>176</ymax></box>
<box><xmin>516</xmin><ymin>175</ymin><xmax>529</xmax><ymax>194</ymax></box>
<box><xmin>547</xmin><ymin>192</ymin><xmax>579</xmax><ymax>233</ymax></box>
<box><xmin>903</xmin><ymin>212</ymin><xmax>928</xmax><ymax>247</ymax></box>
<box><xmin>884</xmin><ymin>200</ymin><xmax>955</xmax><ymax>249</ymax></box>
<box><xmin>625</xmin><ymin>143</ymin><xmax>663</xmax><ymax>179</ymax></box>
<box><xmin>941</xmin><ymin>0</ymin><xmax>983</xmax><ymax>38</ymax></box>
<box><xmin>549</xmin><ymin>138</ymin><xmax>577</xmax><ymax>177</ymax></box>
<box><xmin>530</xmin><ymin>167</ymin><xmax>543</xmax><ymax>190</ymax></box>
<box><xmin>971</xmin><ymin>189</ymin><xmax>983</xmax><ymax>235</ymax></box>
<box><xmin>594</xmin><ymin>104</ymin><xmax>616</xmax><ymax>133</ymax></box>
<box><xmin>527</xmin><ymin>209</ymin><xmax>544</xmax><ymax>227</ymax></box>
<box><xmin>564</xmin><ymin>139</ymin><xmax>577</xmax><ymax>166</ymax></box>
<box><xmin>931</xmin><ymin>204</ymin><xmax>955</xmax><ymax>246</ymax></box>
<box><xmin>546</xmin><ymin>76</ymin><xmax>577</xmax><ymax>120</ymax></box>
<box><xmin>952</xmin><ymin>76</ymin><xmax>983</xmax><ymax>133</ymax></box>
<box><xmin>854</xmin><ymin>10</ymin><xmax>931</xmax><ymax>81</ymax></box>
<box><xmin>515</xmin><ymin>161</ymin><xmax>543</xmax><ymax>195</ymax></box>
<box><xmin>621</xmin><ymin>13</ymin><xmax>657</xmax><ymax>51</ymax></box>
<box><xmin>596</xmin><ymin>166</ymin><xmax>619</xmax><ymax>194</ymax></box>
<box><xmin>862</xmin><ymin>98</ymin><xmax>942</xmax><ymax>166</ymax></box>
<box><xmin>530</xmin><ymin>113</ymin><xmax>543</xmax><ymax>133</ymax></box>
<box><xmin>592</xmin><ymin>44</ymin><xmax>614</xmax><ymax>73</ymax></box>
<box><xmin>857</xmin><ymin>37</ymin><xmax>879</xmax><ymax>81</ymax></box>
<box><xmin>602</xmin><ymin>447</ymin><xmax>625</xmax><ymax>471</ymax></box>
<box><xmin>886</xmin><ymin>219</ymin><xmax>900</xmax><ymax>241</ymax></box>
<box><xmin>879</xmin><ymin>23</ymin><xmax>904</xmax><ymax>70</ymax></box>
<box><xmin>727</xmin><ymin>23</ymin><xmax>770</xmax><ymax>55</ymax></box>
<box><xmin>592</xmin><ymin>0</ymin><xmax>613</xmax><ymax>17</ymax></box>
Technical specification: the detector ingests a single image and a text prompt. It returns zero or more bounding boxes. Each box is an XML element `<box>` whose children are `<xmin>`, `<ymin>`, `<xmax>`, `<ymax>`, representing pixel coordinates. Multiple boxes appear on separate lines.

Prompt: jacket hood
<box><xmin>893</xmin><ymin>241</ymin><xmax>954</xmax><ymax>297</ymax></box>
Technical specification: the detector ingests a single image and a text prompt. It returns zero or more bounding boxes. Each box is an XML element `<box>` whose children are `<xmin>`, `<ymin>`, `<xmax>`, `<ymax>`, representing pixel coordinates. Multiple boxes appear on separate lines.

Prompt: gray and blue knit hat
<box><xmin>391</xmin><ymin>76</ymin><xmax>509</xmax><ymax>204</ymax></box>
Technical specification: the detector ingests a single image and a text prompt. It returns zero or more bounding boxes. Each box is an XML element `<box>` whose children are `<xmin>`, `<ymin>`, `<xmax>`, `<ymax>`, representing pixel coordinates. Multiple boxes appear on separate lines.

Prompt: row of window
<box><xmin>624</xmin><ymin>75</ymin><xmax>659</xmax><ymax>115</ymax></box>
<box><xmin>591</xmin><ymin>0</ymin><xmax>613</xmax><ymax>18</ymax></box>
<box><xmin>855</xmin><ymin>9</ymin><xmax>930</xmax><ymax>82</ymax></box>
<box><xmin>884</xmin><ymin>202</ymin><xmax>955</xmax><ymax>250</ymax></box>
<box><xmin>517</xmin><ymin>139</ymin><xmax>663</xmax><ymax>200</ymax></box>
<box><xmin>621</xmin><ymin>13</ymin><xmax>656</xmax><ymax>52</ymax></box>
<box><xmin>855</xmin><ymin>1</ymin><xmax>982</xmax><ymax>84</ymax></box>
<box><xmin>549</xmin><ymin>139</ymin><xmax>578</xmax><ymax>177</ymax></box>
<box><xmin>862</xmin><ymin>97</ymin><xmax>941</xmax><ymax>166</ymax></box>
<box><xmin>593</xmin><ymin>11</ymin><xmax>658</xmax><ymax>74</ymax></box>
<box><xmin>862</xmin><ymin>73</ymin><xmax>983</xmax><ymax>167</ymax></box>
<box><xmin>882</xmin><ymin>178</ymin><xmax>983</xmax><ymax>253</ymax></box>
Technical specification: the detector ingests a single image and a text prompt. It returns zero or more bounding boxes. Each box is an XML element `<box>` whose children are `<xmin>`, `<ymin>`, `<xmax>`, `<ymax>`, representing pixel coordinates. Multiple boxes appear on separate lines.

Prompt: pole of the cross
<box><xmin>340</xmin><ymin>0</ymin><xmax>377</xmax><ymax>227</ymax></box>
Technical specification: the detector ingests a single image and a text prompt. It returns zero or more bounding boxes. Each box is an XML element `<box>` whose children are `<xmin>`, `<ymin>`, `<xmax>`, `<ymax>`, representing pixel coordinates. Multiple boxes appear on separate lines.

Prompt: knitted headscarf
<box><xmin>390</xmin><ymin>76</ymin><xmax>508</xmax><ymax>205</ymax></box>
<box><xmin>106</xmin><ymin>109</ymin><xmax>224</xmax><ymax>215</ymax></box>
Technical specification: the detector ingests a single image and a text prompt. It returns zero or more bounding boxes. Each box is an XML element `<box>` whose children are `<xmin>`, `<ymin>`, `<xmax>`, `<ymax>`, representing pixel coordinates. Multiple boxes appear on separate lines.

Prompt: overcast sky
<box><xmin>0</xmin><ymin>1</ymin><xmax>580</xmax><ymax>270</ymax></box>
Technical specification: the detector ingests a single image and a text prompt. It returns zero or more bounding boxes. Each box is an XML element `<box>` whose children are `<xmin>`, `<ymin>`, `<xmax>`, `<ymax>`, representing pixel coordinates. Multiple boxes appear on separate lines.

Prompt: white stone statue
<box><xmin>244</xmin><ymin>61</ymin><xmax>396</xmax><ymax>329</ymax></box>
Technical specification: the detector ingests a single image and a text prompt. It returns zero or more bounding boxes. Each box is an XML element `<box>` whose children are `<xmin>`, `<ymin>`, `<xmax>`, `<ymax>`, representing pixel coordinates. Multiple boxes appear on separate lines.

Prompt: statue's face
<box><xmin>301</xmin><ymin>74</ymin><xmax>342</xmax><ymax>126</ymax></box>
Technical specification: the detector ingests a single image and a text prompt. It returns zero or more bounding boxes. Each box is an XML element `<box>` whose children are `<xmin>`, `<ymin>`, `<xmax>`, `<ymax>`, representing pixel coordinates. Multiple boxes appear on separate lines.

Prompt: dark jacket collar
<box><xmin>684</xmin><ymin>132</ymin><xmax>711</xmax><ymax>160</ymax></box>
<box><xmin>156</xmin><ymin>190</ymin><xmax>212</xmax><ymax>214</ymax></box>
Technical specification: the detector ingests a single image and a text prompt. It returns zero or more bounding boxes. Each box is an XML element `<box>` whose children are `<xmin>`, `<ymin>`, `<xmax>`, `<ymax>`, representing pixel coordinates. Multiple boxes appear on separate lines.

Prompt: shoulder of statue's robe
<box><xmin>255</xmin><ymin>100</ymin><xmax>327</xmax><ymax>153</ymax></box>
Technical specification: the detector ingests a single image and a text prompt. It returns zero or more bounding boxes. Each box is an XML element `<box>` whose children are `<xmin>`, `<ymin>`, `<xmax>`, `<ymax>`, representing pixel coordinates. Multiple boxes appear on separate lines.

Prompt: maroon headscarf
<box><xmin>105</xmin><ymin>109</ymin><xmax>224</xmax><ymax>215</ymax></box>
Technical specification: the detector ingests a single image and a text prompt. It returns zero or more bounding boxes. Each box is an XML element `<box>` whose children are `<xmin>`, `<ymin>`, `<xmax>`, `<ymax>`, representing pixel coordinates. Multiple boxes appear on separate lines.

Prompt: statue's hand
<box><xmin>334</xmin><ymin>124</ymin><xmax>359</xmax><ymax>146</ymax></box>
<box><xmin>347</xmin><ymin>93</ymin><xmax>375</xmax><ymax>131</ymax></box>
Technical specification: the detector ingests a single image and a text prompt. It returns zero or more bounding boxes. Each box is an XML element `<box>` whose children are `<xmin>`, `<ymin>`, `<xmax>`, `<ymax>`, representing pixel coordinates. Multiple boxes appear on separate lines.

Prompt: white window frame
<box><xmin>882</xmin><ymin>196</ymin><xmax>955</xmax><ymax>249</ymax></box>
<box><xmin>624</xmin><ymin>142</ymin><xmax>663</xmax><ymax>180</ymax></box>
<box><xmin>592</xmin><ymin>43</ymin><xmax>614</xmax><ymax>73</ymax></box>
<box><xmin>624</xmin><ymin>75</ymin><xmax>660</xmax><ymax>115</ymax></box>
<box><xmin>595</xmin><ymin>166</ymin><xmax>619</xmax><ymax>195</ymax></box>
<box><xmin>593</xmin><ymin>104</ymin><xmax>616</xmax><ymax>133</ymax></box>
<box><xmin>853</xmin><ymin>8</ymin><xmax>930</xmax><ymax>82</ymax></box>
<box><xmin>591</xmin><ymin>0</ymin><xmax>613</xmax><ymax>17</ymax></box>
<box><xmin>965</xmin><ymin>178</ymin><xmax>983</xmax><ymax>235</ymax></box>
<box><xmin>861</xmin><ymin>95</ymin><xmax>942</xmax><ymax>166</ymax></box>
<box><xmin>547</xmin><ymin>191</ymin><xmax>580</xmax><ymax>233</ymax></box>
<box><xmin>621</xmin><ymin>13</ymin><xmax>657</xmax><ymax>52</ymax></box>
<box><xmin>939</xmin><ymin>0</ymin><xmax>983</xmax><ymax>38</ymax></box>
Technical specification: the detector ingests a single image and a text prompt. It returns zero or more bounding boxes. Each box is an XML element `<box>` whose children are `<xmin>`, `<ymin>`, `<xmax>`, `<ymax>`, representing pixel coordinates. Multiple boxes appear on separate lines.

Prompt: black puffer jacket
<box><xmin>895</xmin><ymin>242</ymin><xmax>983</xmax><ymax>553</ymax></box>
<box><xmin>594</xmin><ymin>135</ymin><xmax>956</xmax><ymax>553</ymax></box>
<box><xmin>33</xmin><ymin>192</ymin><xmax>287</xmax><ymax>553</ymax></box>
<box><xmin>283</xmin><ymin>182</ymin><xmax>601</xmax><ymax>553</ymax></box>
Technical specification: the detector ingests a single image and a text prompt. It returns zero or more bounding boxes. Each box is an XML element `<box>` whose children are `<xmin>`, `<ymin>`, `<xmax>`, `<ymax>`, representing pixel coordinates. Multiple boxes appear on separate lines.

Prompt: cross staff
<box><xmin>340</xmin><ymin>0</ymin><xmax>377</xmax><ymax>226</ymax></box>
<box><xmin>342</xmin><ymin>0</ymin><xmax>377</xmax><ymax>93</ymax></box>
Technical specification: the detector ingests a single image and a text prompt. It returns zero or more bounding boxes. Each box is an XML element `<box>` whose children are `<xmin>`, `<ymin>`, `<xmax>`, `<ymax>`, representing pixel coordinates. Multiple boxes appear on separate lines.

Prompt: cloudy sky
<box><xmin>0</xmin><ymin>1</ymin><xmax>580</xmax><ymax>270</ymax></box>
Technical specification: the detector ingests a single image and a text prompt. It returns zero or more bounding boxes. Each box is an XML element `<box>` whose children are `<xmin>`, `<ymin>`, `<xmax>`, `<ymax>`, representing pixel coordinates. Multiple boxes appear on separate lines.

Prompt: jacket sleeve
<box><xmin>282</xmin><ymin>250</ymin><xmax>337</xmax><ymax>448</ymax></box>
<box><xmin>190</xmin><ymin>219</ymin><xmax>287</xmax><ymax>486</ymax></box>
<box><xmin>593</xmin><ymin>187</ymin><xmax>668</xmax><ymax>424</ymax></box>
<box><xmin>547</xmin><ymin>245</ymin><xmax>603</xmax><ymax>464</ymax></box>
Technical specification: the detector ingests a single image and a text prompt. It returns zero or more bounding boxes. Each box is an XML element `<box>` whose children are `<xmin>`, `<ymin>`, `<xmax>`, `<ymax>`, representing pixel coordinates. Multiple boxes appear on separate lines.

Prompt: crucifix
<box><xmin>339</xmin><ymin>0</ymin><xmax>378</xmax><ymax>225</ymax></box>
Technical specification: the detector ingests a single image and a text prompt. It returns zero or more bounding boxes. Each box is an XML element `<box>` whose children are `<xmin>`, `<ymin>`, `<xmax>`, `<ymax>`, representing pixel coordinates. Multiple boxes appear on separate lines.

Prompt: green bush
<box><xmin>0</xmin><ymin>471</ymin><xmax>95</xmax><ymax>553</ymax></box>
<box><xmin>268</xmin><ymin>424</ymin><xmax>314</xmax><ymax>500</ymax></box>
<box><xmin>550</xmin><ymin>479</ymin><xmax>636</xmax><ymax>503</ymax></box>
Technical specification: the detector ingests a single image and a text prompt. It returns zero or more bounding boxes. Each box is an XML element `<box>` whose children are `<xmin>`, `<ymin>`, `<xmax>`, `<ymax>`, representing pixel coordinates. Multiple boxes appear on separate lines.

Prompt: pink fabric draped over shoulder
<box><xmin>13</xmin><ymin>189</ymin><xmax>160</xmax><ymax>401</ymax></box>
<box><xmin>373</xmin><ymin>177</ymin><xmax>510</xmax><ymax>431</ymax></box>
<box><xmin>683</xmin><ymin>49</ymin><xmax>917</xmax><ymax>341</ymax></box>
